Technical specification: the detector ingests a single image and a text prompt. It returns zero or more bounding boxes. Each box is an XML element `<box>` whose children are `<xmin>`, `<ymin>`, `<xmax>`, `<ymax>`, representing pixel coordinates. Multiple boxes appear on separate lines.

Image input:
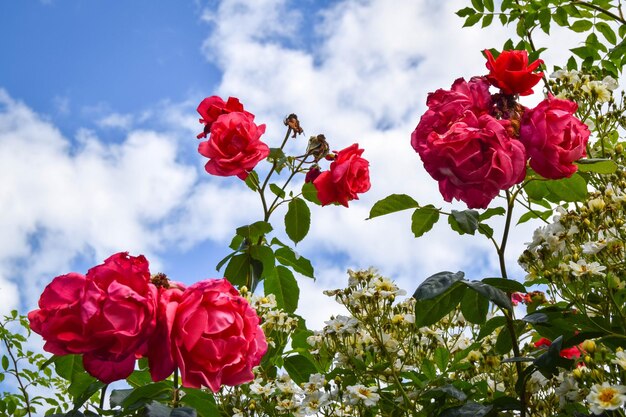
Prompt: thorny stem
<box><xmin>1</xmin><ymin>324</ymin><xmax>32</xmax><ymax>417</ymax></box>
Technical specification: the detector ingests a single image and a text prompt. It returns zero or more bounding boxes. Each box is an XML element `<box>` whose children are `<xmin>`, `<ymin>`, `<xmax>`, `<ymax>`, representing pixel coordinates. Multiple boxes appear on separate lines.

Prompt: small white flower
<box><xmin>582</xmin><ymin>80</ymin><xmax>612</xmax><ymax>102</ymax></box>
<box><xmin>568</xmin><ymin>259</ymin><xmax>607</xmax><ymax>277</ymax></box>
<box><xmin>555</xmin><ymin>375</ymin><xmax>580</xmax><ymax>408</ymax></box>
<box><xmin>612</xmin><ymin>350</ymin><xmax>626</xmax><ymax>370</ymax></box>
<box><xmin>602</xmin><ymin>75</ymin><xmax>619</xmax><ymax>91</ymax></box>
<box><xmin>346</xmin><ymin>384</ymin><xmax>380</xmax><ymax>406</ymax></box>
<box><xmin>586</xmin><ymin>382</ymin><xmax>626</xmax><ymax>414</ymax></box>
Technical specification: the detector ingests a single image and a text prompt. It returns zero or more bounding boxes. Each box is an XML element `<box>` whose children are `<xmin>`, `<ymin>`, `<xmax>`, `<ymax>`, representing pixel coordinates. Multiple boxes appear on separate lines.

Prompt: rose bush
<box><xmin>313</xmin><ymin>143</ymin><xmax>371</xmax><ymax>207</ymax></box>
<box><xmin>171</xmin><ymin>279</ymin><xmax>267</xmax><ymax>392</ymax></box>
<box><xmin>520</xmin><ymin>95</ymin><xmax>590</xmax><ymax>179</ymax></box>
<box><xmin>484</xmin><ymin>49</ymin><xmax>543</xmax><ymax>96</ymax></box>
<box><xmin>198</xmin><ymin>111</ymin><xmax>269</xmax><ymax>180</ymax></box>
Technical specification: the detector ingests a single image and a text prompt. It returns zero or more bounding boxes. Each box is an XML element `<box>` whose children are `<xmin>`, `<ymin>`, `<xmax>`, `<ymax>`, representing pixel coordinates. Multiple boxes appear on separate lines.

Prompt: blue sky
<box><xmin>0</xmin><ymin>0</ymin><xmax>557</xmax><ymax>331</ymax></box>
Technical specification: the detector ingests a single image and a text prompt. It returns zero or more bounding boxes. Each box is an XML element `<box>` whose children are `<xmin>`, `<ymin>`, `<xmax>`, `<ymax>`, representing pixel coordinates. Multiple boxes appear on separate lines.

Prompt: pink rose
<box><xmin>313</xmin><ymin>143</ymin><xmax>371</xmax><ymax>207</ymax></box>
<box><xmin>198</xmin><ymin>112</ymin><xmax>269</xmax><ymax>180</ymax></box>
<box><xmin>196</xmin><ymin>96</ymin><xmax>251</xmax><ymax>139</ymax></box>
<box><xmin>418</xmin><ymin>113</ymin><xmax>526</xmax><ymax>209</ymax></box>
<box><xmin>27</xmin><ymin>273</ymin><xmax>90</xmax><ymax>356</ymax></box>
<box><xmin>171</xmin><ymin>279</ymin><xmax>267</xmax><ymax>392</ymax></box>
<box><xmin>411</xmin><ymin>77</ymin><xmax>492</xmax><ymax>155</ymax></box>
<box><xmin>29</xmin><ymin>252</ymin><xmax>159</xmax><ymax>384</ymax></box>
<box><xmin>484</xmin><ymin>49</ymin><xmax>543</xmax><ymax>96</ymax></box>
<box><xmin>145</xmin><ymin>283</ymin><xmax>186</xmax><ymax>382</ymax></box>
<box><xmin>520</xmin><ymin>96</ymin><xmax>589</xmax><ymax>179</ymax></box>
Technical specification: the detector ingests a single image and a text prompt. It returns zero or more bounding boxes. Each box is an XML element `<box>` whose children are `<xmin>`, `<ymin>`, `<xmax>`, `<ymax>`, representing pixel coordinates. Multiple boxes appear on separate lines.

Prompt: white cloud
<box><xmin>96</xmin><ymin>112</ymin><xmax>134</xmax><ymax>130</ymax></box>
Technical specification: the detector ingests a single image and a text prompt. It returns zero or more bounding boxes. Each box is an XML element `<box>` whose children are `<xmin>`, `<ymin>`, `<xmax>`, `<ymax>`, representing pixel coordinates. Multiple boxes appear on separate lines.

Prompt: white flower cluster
<box><xmin>551</xmin><ymin>70</ymin><xmax>618</xmax><ymax>103</ymax></box>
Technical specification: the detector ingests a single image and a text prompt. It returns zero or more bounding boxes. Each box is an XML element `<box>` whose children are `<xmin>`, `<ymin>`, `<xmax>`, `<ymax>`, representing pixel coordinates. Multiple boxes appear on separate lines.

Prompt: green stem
<box><xmin>571</xmin><ymin>0</ymin><xmax>626</xmax><ymax>24</ymax></box>
<box><xmin>258</xmin><ymin>127</ymin><xmax>293</xmax><ymax>219</ymax></box>
<box><xmin>173</xmin><ymin>367</ymin><xmax>180</xmax><ymax>406</ymax></box>
<box><xmin>99</xmin><ymin>384</ymin><xmax>108</xmax><ymax>410</ymax></box>
<box><xmin>265</xmin><ymin>155</ymin><xmax>311</xmax><ymax>221</ymax></box>
<box><xmin>1</xmin><ymin>325</ymin><xmax>32</xmax><ymax>417</ymax></box>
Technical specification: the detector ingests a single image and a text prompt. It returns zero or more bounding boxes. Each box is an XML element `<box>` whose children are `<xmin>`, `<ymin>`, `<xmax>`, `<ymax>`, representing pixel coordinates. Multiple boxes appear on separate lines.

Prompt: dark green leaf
<box><xmin>215</xmin><ymin>252</ymin><xmax>235</xmax><ymax>272</ymax></box>
<box><xmin>481</xmin><ymin>14</ymin><xmax>494</xmax><ymax>27</ymax></box>
<box><xmin>523</xmin><ymin>313</ymin><xmax>548</xmax><ymax>324</ymax></box>
<box><xmin>368</xmin><ymin>194</ymin><xmax>419</xmax><ymax>219</ymax></box>
<box><xmin>456</xmin><ymin>7</ymin><xmax>476</xmax><ymax>17</ymax></box>
<box><xmin>144</xmin><ymin>402</ymin><xmax>172</xmax><ymax>417</ymax></box>
<box><xmin>110</xmin><ymin>389</ymin><xmax>133</xmax><ymax>408</ymax></box>
<box><xmin>224</xmin><ymin>254</ymin><xmax>252</xmax><ymax>287</ymax></box>
<box><xmin>1</xmin><ymin>355</ymin><xmax>8</xmax><ymax>370</ymax></box>
<box><xmin>517</xmin><ymin>209</ymin><xmax>552</xmax><ymax>225</ymax></box>
<box><xmin>495</xmin><ymin>326</ymin><xmax>513</xmax><ymax>354</ymax></box>
<box><xmin>275</xmin><ymin>247</ymin><xmax>314</xmax><ymax>278</ymax></box>
<box><xmin>171</xmin><ymin>408</ymin><xmax>198</xmax><ymax>417</ymax></box>
<box><xmin>425</xmin><ymin>385</ymin><xmax>467</xmax><ymax>401</ymax></box>
<box><xmin>249</xmin><ymin>245</ymin><xmax>276</xmax><ymax>280</ymax></box>
<box><xmin>284</xmin><ymin>355</ymin><xmax>318</xmax><ymax>384</ymax></box>
<box><xmin>120</xmin><ymin>382</ymin><xmax>172</xmax><ymax>411</ymax></box>
<box><xmin>235</xmin><ymin>221</ymin><xmax>273</xmax><ymax>241</ymax></box>
<box><xmin>460</xmin><ymin>289</ymin><xmax>489</xmax><ymax>324</ymax></box>
<box><xmin>449</xmin><ymin>210</ymin><xmax>479</xmax><ymax>235</ymax></box>
<box><xmin>483</xmin><ymin>0</ymin><xmax>494</xmax><ymax>12</ymax></box>
<box><xmin>596</xmin><ymin>21</ymin><xmax>617</xmax><ymax>44</ymax></box>
<box><xmin>269</xmin><ymin>183</ymin><xmax>286</xmax><ymax>199</ymax></box>
<box><xmin>285</xmin><ymin>198</ymin><xmax>310</xmax><ymax>244</ymax></box>
<box><xmin>471</xmin><ymin>0</ymin><xmax>483</xmax><ymax>12</ymax></box>
<box><xmin>301</xmin><ymin>182</ymin><xmax>321</xmax><ymax>206</ymax></box>
<box><xmin>478</xmin><ymin>223</ymin><xmax>494</xmax><ymax>239</ymax></box>
<box><xmin>434</xmin><ymin>347</ymin><xmax>450</xmax><ymax>371</ymax></box>
<box><xmin>265</xmin><ymin>266</ymin><xmax>299</xmax><ymax>313</ymax></box>
<box><xmin>478</xmin><ymin>316</ymin><xmax>507</xmax><ymax>340</ymax></box>
<box><xmin>414</xmin><ymin>285</ymin><xmax>465</xmax><ymax>327</ymax></box>
<box><xmin>463</xmin><ymin>13</ymin><xmax>483</xmax><ymax>27</ymax></box>
<box><xmin>440</xmin><ymin>402</ymin><xmax>493</xmax><ymax>417</ymax></box>
<box><xmin>571</xmin><ymin>19</ymin><xmax>592</xmax><ymax>32</ymax></box>
<box><xmin>524</xmin><ymin>180</ymin><xmax>548</xmax><ymax>200</ymax></box>
<box><xmin>421</xmin><ymin>359</ymin><xmax>437</xmax><ymax>380</ymax></box>
<box><xmin>413</xmin><ymin>271</ymin><xmax>465</xmax><ymax>300</ymax></box>
<box><xmin>534</xmin><ymin>336</ymin><xmax>574</xmax><ymax>377</ymax></box>
<box><xmin>538</xmin><ymin>8</ymin><xmax>551</xmax><ymax>34</ymax></box>
<box><xmin>482</xmin><ymin>278</ymin><xmax>526</xmax><ymax>293</ymax></box>
<box><xmin>411</xmin><ymin>205</ymin><xmax>440</xmax><ymax>238</ymax></box>
<box><xmin>576</xmin><ymin>158</ymin><xmax>617</xmax><ymax>174</ymax></box>
<box><xmin>244</xmin><ymin>170</ymin><xmax>260</xmax><ymax>191</ymax></box>
<box><xmin>461</xmin><ymin>280</ymin><xmax>512</xmax><ymax>311</ymax></box>
<box><xmin>553</xmin><ymin>6</ymin><xmax>569</xmax><ymax>26</ymax></box>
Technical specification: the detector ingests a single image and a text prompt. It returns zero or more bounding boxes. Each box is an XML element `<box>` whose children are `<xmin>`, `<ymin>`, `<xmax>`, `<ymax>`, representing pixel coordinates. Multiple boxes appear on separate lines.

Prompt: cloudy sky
<box><xmin>0</xmin><ymin>0</ymin><xmax>591</xmax><ymax>331</ymax></box>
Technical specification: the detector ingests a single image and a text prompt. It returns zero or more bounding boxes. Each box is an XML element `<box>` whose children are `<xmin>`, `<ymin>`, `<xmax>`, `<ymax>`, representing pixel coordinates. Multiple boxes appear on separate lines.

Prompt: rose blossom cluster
<box><xmin>196</xmin><ymin>96</ymin><xmax>269</xmax><ymax>180</ymax></box>
<box><xmin>28</xmin><ymin>252</ymin><xmax>267</xmax><ymax>392</ymax></box>
<box><xmin>412</xmin><ymin>49</ymin><xmax>590</xmax><ymax>209</ymax></box>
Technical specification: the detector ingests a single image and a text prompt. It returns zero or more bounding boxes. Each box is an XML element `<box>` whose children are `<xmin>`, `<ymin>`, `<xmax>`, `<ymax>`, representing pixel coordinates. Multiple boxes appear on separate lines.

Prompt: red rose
<box><xmin>198</xmin><ymin>112</ymin><xmax>269</xmax><ymax>180</ymax></box>
<box><xmin>27</xmin><ymin>273</ymin><xmax>90</xmax><ymax>356</ymax></box>
<box><xmin>534</xmin><ymin>337</ymin><xmax>582</xmax><ymax>359</ymax></box>
<box><xmin>520</xmin><ymin>96</ymin><xmax>589</xmax><ymax>179</ymax></box>
<box><xmin>29</xmin><ymin>253</ymin><xmax>159</xmax><ymax>384</ymax></box>
<box><xmin>313</xmin><ymin>143</ymin><xmax>371</xmax><ymax>207</ymax></box>
<box><xmin>196</xmin><ymin>96</ymin><xmax>251</xmax><ymax>139</ymax></box>
<box><xmin>418</xmin><ymin>113</ymin><xmax>526</xmax><ymax>209</ymax></box>
<box><xmin>171</xmin><ymin>279</ymin><xmax>267</xmax><ymax>392</ymax></box>
<box><xmin>145</xmin><ymin>283</ymin><xmax>186</xmax><ymax>382</ymax></box>
<box><xmin>484</xmin><ymin>49</ymin><xmax>543</xmax><ymax>96</ymax></box>
<box><xmin>411</xmin><ymin>77</ymin><xmax>492</xmax><ymax>155</ymax></box>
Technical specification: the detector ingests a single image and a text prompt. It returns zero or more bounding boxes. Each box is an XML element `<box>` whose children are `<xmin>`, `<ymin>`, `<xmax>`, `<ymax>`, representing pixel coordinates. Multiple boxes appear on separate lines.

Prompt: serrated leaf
<box><xmin>414</xmin><ymin>285</ymin><xmax>465</xmax><ymax>327</ymax></box>
<box><xmin>413</xmin><ymin>271</ymin><xmax>465</xmax><ymax>300</ymax></box>
<box><xmin>545</xmin><ymin>173</ymin><xmax>588</xmax><ymax>202</ymax></box>
<box><xmin>434</xmin><ymin>347</ymin><xmax>450</xmax><ymax>371</ymax></box>
<box><xmin>275</xmin><ymin>247</ymin><xmax>314</xmax><ymax>278</ymax></box>
<box><xmin>235</xmin><ymin>221</ymin><xmax>272</xmax><ymax>241</ymax></box>
<box><xmin>368</xmin><ymin>194</ymin><xmax>419</xmax><ymax>219</ymax></box>
<box><xmin>120</xmin><ymin>382</ymin><xmax>172</xmax><ymax>411</ymax></box>
<box><xmin>411</xmin><ymin>205</ymin><xmax>439</xmax><ymax>238</ymax></box>
<box><xmin>265</xmin><ymin>266</ymin><xmax>299</xmax><ymax>313</ymax></box>
<box><xmin>224</xmin><ymin>253</ymin><xmax>252</xmax><ymax>287</ymax></box>
<box><xmin>285</xmin><ymin>198</ymin><xmax>310</xmax><ymax>244</ymax></box>
<box><xmin>576</xmin><ymin>158</ymin><xmax>617</xmax><ymax>174</ymax></box>
<box><xmin>495</xmin><ymin>326</ymin><xmax>513</xmax><ymax>354</ymax></box>
<box><xmin>244</xmin><ymin>170</ymin><xmax>260</xmax><ymax>191</ymax></box>
<box><xmin>284</xmin><ymin>355</ymin><xmax>318</xmax><ymax>384</ymax></box>
<box><xmin>449</xmin><ymin>210</ymin><xmax>479</xmax><ymax>235</ymax></box>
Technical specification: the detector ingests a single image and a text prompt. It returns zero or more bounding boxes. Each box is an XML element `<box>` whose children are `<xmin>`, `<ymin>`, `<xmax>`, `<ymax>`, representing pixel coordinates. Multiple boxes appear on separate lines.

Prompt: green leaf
<box><xmin>477</xmin><ymin>316</ymin><xmax>507</xmax><ymax>340</ymax></box>
<box><xmin>269</xmin><ymin>183</ymin><xmax>286</xmax><ymax>199</ymax></box>
<box><xmin>284</xmin><ymin>355</ymin><xmax>318</xmax><ymax>385</ymax></box>
<box><xmin>413</xmin><ymin>271</ymin><xmax>465</xmax><ymax>300</ymax></box>
<box><xmin>249</xmin><ymin>245</ymin><xmax>276</xmax><ymax>280</ymax></box>
<box><xmin>482</xmin><ymin>278</ymin><xmax>526</xmax><ymax>294</ymax></box>
<box><xmin>495</xmin><ymin>326</ymin><xmax>513</xmax><ymax>354</ymax></box>
<box><xmin>538</xmin><ymin>8</ymin><xmax>551</xmax><ymax>34</ymax></box>
<box><xmin>461</xmin><ymin>280</ymin><xmax>513</xmax><ymax>311</ymax></box>
<box><xmin>265</xmin><ymin>266</ymin><xmax>299</xmax><ymax>313</ymax></box>
<box><xmin>301</xmin><ymin>182</ymin><xmax>321</xmax><ymax>206</ymax></box>
<box><xmin>411</xmin><ymin>205</ymin><xmax>439</xmax><ymax>238</ymax></box>
<box><xmin>285</xmin><ymin>198</ymin><xmax>310</xmax><ymax>244</ymax></box>
<box><xmin>110</xmin><ymin>389</ymin><xmax>133</xmax><ymax>408</ymax></box>
<box><xmin>463</xmin><ymin>13</ymin><xmax>482</xmax><ymax>27</ymax></box>
<box><xmin>524</xmin><ymin>180</ymin><xmax>548</xmax><ymax>200</ymax></box>
<box><xmin>481</xmin><ymin>14</ymin><xmax>493</xmax><ymax>27</ymax></box>
<box><xmin>483</xmin><ymin>0</ymin><xmax>494</xmax><ymax>12</ymax></box>
<box><xmin>434</xmin><ymin>347</ymin><xmax>450</xmax><ymax>371</ymax></box>
<box><xmin>414</xmin><ymin>285</ymin><xmax>465</xmax><ymax>327</ymax></box>
<box><xmin>449</xmin><ymin>210</ymin><xmax>479</xmax><ymax>235</ymax></box>
<box><xmin>144</xmin><ymin>402</ymin><xmax>173</xmax><ymax>417</ymax></box>
<box><xmin>235</xmin><ymin>221</ymin><xmax>272</xmax><ymax>241</ymax></box>
<box><xmin>460</xmin><ymin>289</ymin><xmax>489</xmax><ymax>324</ymax></box>
<box><xmin>571</xmin><ymin>19</ymin><xmax>592</xmax><ymax>32</ymax></box>
<box><xmin>471</xmin><ymin>0</ymin><xmax>484</xmax><ymax>12</ymax></box>
<box><xmin>224</xmin><ymin>253</ymin><xmax>252</xmax><ymax>287</ymax></box>
<box><xmin>421</xmin><ymin>359</ymin><xmax>437</xmax><ymax>380</ymax></box>
<box><xmin>215</xmin><ymin>252</ymin><xmax>235</xmax><ymax>272</ymax></box>
<box><xmin>275</xmin><ymin>247</ymin><xmax>314</xmax><ymax>278</ymax></box>
<box><xmin>479</xmin><ymin>207</ymin><xmax>505</xmax><ymax>221</ymax></box>
<box><xmin>596</xmin><ymin>21</ymin><xmax>617</xmax><ymax>44</ymax></box>
<box><xmin>120</xmin><ymin>382</ymin><xmax>172</xmax><ymax>411</ymax></box>
<box><xmin>553</xmin><ymin>7</ymin><xmax>569</xmax><ymax>26</ymax></box>
<box><xmin>478</xmin><ymin>223</ymin><xmax>494</xmax><ymax>239</ymax></box>
<box><xmin>576</xmin><ymin>158</ymin><xmax>617</xmax><ymax>174</ymax></box>
<box><xmin>180</xmin><ymin>388</ymin><xmax>219</xmax><ymax>417</ymax></box>
<box><xmin>244</xmin><ymin>170</ymin><xmax>260</xmax><ymax>191</ymax></box>
<box><xmin>1</xmin><ymin>355</ymin><xmax>8</xmax><ymax>371</ymax></box>
<box><xmin>456</xmin><ymin>7</ymin><xmax>475</xmax><ymax>17</ymax></box>
<box><xmin>368</xmin><ymin>194</ymin><xmax>419</xmax><ymax>219</ymax></box>
<box><xmin>517</xmin><ymin>209</ymin><xmax>552</xmax><ymax>225</ymax></box>
<box><xmin>545</xmin><ymin>173</ymin><xmax>588</xmax><ymax>202</ymax></box>
<box><xmin>534</xmin><ymin>336</ymin><xmax>574</xmax><ymax>377</ymax></box>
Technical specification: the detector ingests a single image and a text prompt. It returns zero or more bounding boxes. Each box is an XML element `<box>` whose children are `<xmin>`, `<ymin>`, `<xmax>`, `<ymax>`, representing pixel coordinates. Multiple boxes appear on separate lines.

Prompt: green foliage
<box><xmin>368</xmin><ymin>194</ymin><xmax>419</xmax><ymax>219</ymax></box>
<box><xmin>284</xmin><ymin>198</ymin><xmax>311</xmax><ymax>244</ymax></box>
